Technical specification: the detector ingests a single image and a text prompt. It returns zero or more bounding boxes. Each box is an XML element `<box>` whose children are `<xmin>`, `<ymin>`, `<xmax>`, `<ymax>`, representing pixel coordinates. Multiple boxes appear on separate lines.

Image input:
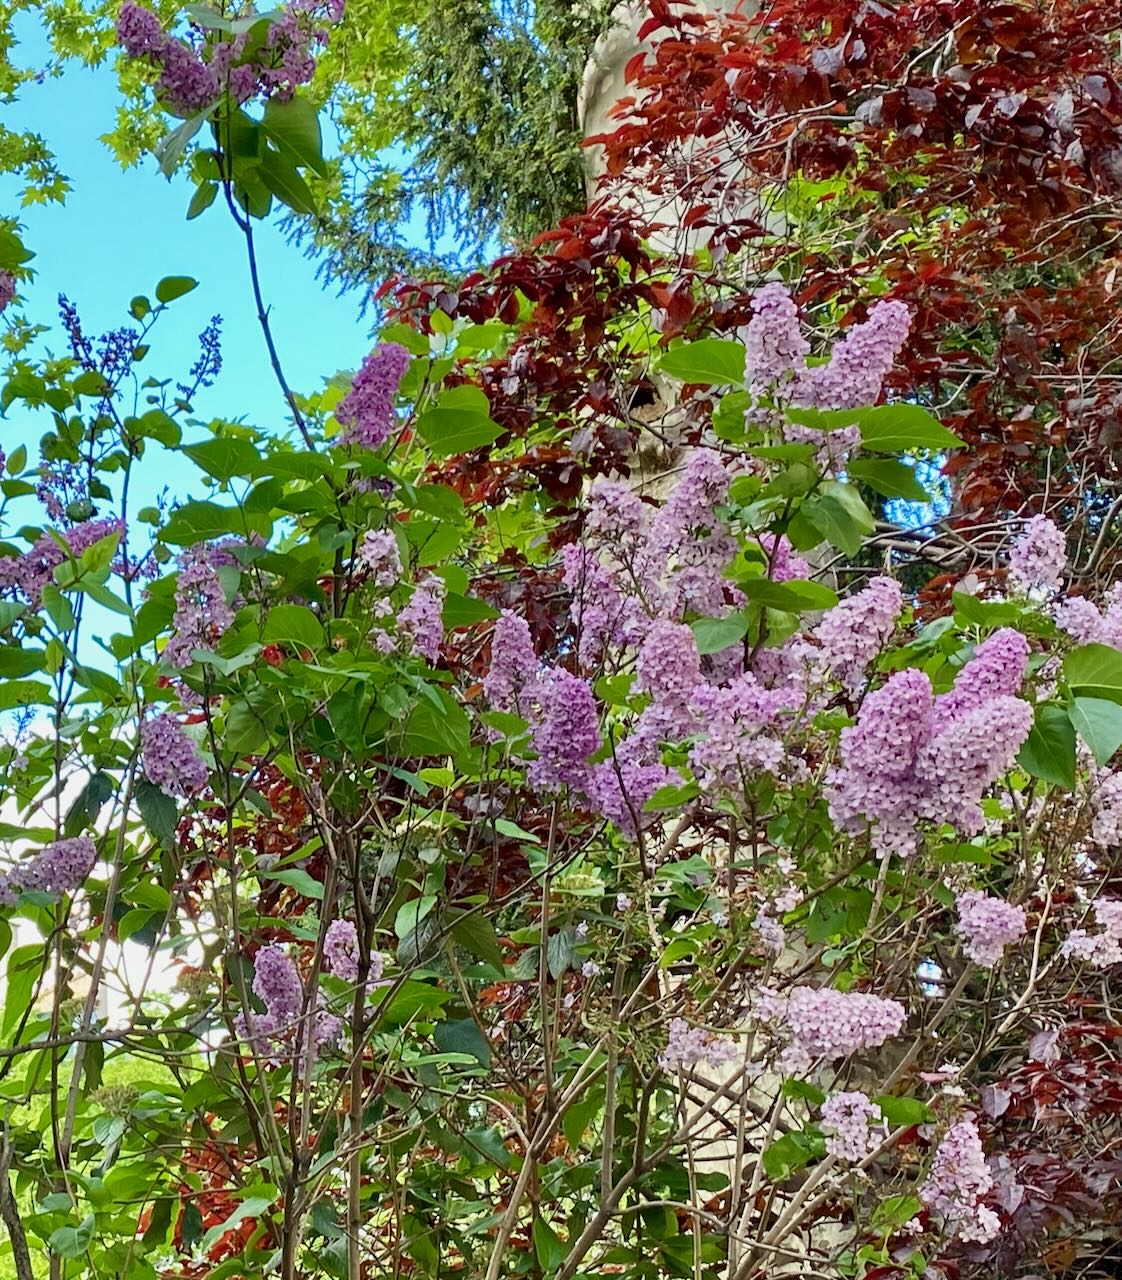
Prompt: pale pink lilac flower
<box><xmin>357</xmin><ymin>530</ymin><xmax>401</xmax><ymax>588</ymax></box>
<box><xmin>659</xmin><ymin>1017</ymin><xmax>736</xmax><ymax>1071</ymax></box>
<box><xmin>920</xmin><ymin>1119</ymin><xmax>1000</xmax><ymax>1243</ymax></box>
<box><xmin>954</xmin><ymin>890</ymin><xmax>1026</xmax><ymax>968</ymax></box>
<box><xmin>821</xmin><ymin>1091</ymin><xmax>881</xmax><ymax>1161</ymax></box>
<box><xmin>399</xmin><ymin>575</ymin><xmax>445</xmax><ymax>663</ymax></box>
<box><xmin>1008</xmin><ymin>515</ymin><xmax>1066</xmax><ymax>595</ymax></box>
<box><xmin>1055</xmin><ymin>583</ymin><xmax>1122</xmax><ymax>649</ymax></box>
<box><xmin>783</xmin><ymin>986</ymin><xmax>906</xmax><ymax>1065</ymax></box>
<box><xmin>1060</xmin><ymin>897</ymin><xmax>1122</xmax><ymax>968</ymax></box>
<box><xmin>813</xmin><ymin>576</ymin><xmax>903</xmax><ymax>695</ymax></box>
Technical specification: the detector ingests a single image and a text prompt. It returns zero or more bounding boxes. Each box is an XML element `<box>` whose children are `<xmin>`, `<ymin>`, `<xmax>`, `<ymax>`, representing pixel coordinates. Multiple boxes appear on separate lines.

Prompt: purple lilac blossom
<box><xmin>640</xmin><ymin>449</ymin><xmax>736</xmax><ymax>619</ymax></box>
<box><xmin>954</xmin><ymin>890</ymin><xmax>1027</xmax><ymax>967</ymax></box>
<box><xmin>562</xmin><ymin>543</ymin><xmax>631</xmax><ymax>667</ymax></box>
<box><xmin>156</xmin><ymin>38</ymin><xmax>219</xmax><ymax>113</ymax></box>
<box><xmin>800</xmin><ymin>300</ymin><xmax>912</xmax><ymax>411</ymax></box>
<box><xmin>743</xmin><ymin>288</ymin><xmax>911</xmax><ymax>468</ymax></box>
<box><xmin>398</xmin><ymin>575</ymin><xmax>445</xmax><ymax>663</ymax></box>
<box><xmin>686</xmin><ymin>675</ymin><xmax>795</xmax><ymax>791</ymax></box>
<box><xmin>813</xmin><ymin>576</ymin><xmax>903</xmax><ymax>694</ymax></box>
<box><xmin>585</xmin><ymin>478</ymin><xmax>647</xmax><ymax>548</ymax></box>
<box><xmin>323</xmin><ymin>919</ymin><xmax>361</xmax><ymax>981</ymax></box>
<box><xmin>1055</xmin><ymin>582</ymin><xmax>1122</xmax><ymax>649</ymax></box>
<box><xmin>827</xmin><ymin>668</ymin><xmax>935</xmax><ymax>857</ymax></box>
<box><xmin>0</xmin><ymin>836</ymin><xmax>97</xmax><ymax>902</ymax></box>
<box><xmin>164</xmin><ymin>546</ymin><xmax>236</xmax><ymax>668</ymax></box>
<box><xmin>528</xmin><ymin>668</ymin><xmax>600</xmax><ymax>793</ymax></box>
<box><xmin>915</xmin><ymin>696</ymin><xmax>1034</xmax><ymax>835</ymax></box>
<box><xmin>1060</xmin><ymin>897</ymin><xmax>1122</xmax><ymax>968</ymax></box>
<box><xmin>821</xmin><ymin>1091</ymin><xmax>881</xmax><ymax>1162</ymax></box>
<box><xmin>336</xmin><ymin>343</ymin><xmax>410</xmax><ymax>449</ymax></box>
<box><xmin>141</xmin><ymin>713</ymin><xmax>208</xmax><ymax>799</ymax></box>
<box><xmin>920</xmin><ymin>1119</ymin><xmax>1000</xmax><ymax>1243</ymax></box>
<box><xmin>252</xmin><ymin>945</ymin><xmax>304</xmax><ymax>1030</ymax></box>
<box><xmin>356</xmin><ymin>529</ymin><xmax>402</xmax><ymax>588</ymax></box>
<box><xmin>779</xmin><ymin>985</ymin><xmax>906</xmax><ymax>1070</ymax></box>
<box><xmin>932</xmin><ymin>628</ymin><xmax>1029</xmax><ymax>730</ymax></box>
<box><xmin>115</xmin><ymin>2</ymin><xmax>166</xmax><ymax>56</ymax></box>
<box><xmin>1091</xmin><ymin>770</ymin><xmax>1122</xmax><ymax>847</ymax></box>
<box><xmin>635</xmin><ymin>620</ymin><xmax>702</xmax><ymax>708</ymax></box>
<box><xmin>0</xmin><ymin>518</ymin><xmax>124</xmax><ymax>607</ymax></box>
<box><xmin>483</xmin><ymin>611</ymin><xmax>538</xmax><ymax>713</ymax></box>
<box><xmin>757</xmin><ymin>533</ymin><xmax>810</xmax><ymax>582</ymax></box>
<box><xmin>744</xmin><ymin>283</ymin><xmax>810</xmax><ymax>384</ymax></box>
<box><xmin>828</xmin><ymin>664</ymin><xmax>1033</xmax><ymax>856</ymax></box>
<box><xmin>586</xmin><ymin>746</ymin><xmax>675</xmax><ymax>837</ymax></box>
<box><xmin>658</xmin><ymin>1017</ymin><xmax>736</xmax><ymax>1071</ymax></box>
<box><xmin>1008</xmin><ymin>514</ymin><xmax>1066</xmax><ymax>595</ymax></box>
<box><xmin>0</xmin><ymin>271</ymin><xmax>15</xmax><ymax>312</ymax></box>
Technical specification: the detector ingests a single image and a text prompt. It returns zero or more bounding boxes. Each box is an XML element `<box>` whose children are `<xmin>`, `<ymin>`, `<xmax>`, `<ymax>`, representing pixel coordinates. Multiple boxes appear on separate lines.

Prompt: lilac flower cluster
<box><xmin>820</xmin><ymin>1091</ymin><xmax>881</xmax><ymax>1162</ymax></box>
<box><xmin>163</xmin><ymin>545</ymin><xmax>236</xmax><ymax>669</ymax></box>
<box><xmin>528</xmin><ymin>668</ymin><xmax>601</xmax><ymax>793</ymax></box>
<box><xmin>920</xmin><ymin>1119</ymin><xmax>1000</xmax><ymax>1243</ymax></box>
<box><xmin>1060</xmin><ymin>898</ymin><xmax>1122</xmax><ymax>968</ymax></box>
<box><xmin>806</xmin><ymin>301</ymin><xmax>913</xmax><ymax>411</ymax></box>
<box><xmin>828</xmin><ymin>647</ymin><xmax>1033</xmax><ymax>856</ymax></box>
<box><xmin>562</xmin><ymin>453</ymin><xmax>740</xmax><ymax>666</ymax></box>
<box><xmin>398</xmin><ymin>575</ymin><xmax>445</xmax><ymax>663</ymax></box>
<box><xmin>757</xmin><ymin>984</ymin><xmax>906</xmax><ymax>1074</ymax></box>
<box><xmin>36</xmin><ymin>461</ymin><xmax>87</xmax><ymax>522</ymax></box>
<box><xmin>0</xmin><ymin>836</ymin><xmax>97</xmax><ymax>905</ymax></box>
<box><xmin>744</xmin><ymin>283</ymin><xmax>811</xmax><ymax>384</ymax></box>
<box><xmin>1056</xmin><ymin>583</ymin><xmax>1122</xmax><ymax>649</ymax></box>
<box><xmin>642</xmin><ymin>450</ymin><xmax>737</xmax><ymax>619</ymax></box>
<box><xmin>0</xmin><ymin>517</ymin><xmax>124</xmax><ymax>607</ymax></box>
<box><xmin>141</xmin><ymin>713</ymin><xmax>209</xmax><ymax>799</ymax></box>
<box><xmin>336</xmin><ymin>343</ymin><xmax>411</xmax><ymax>449</ymax></box>
<box><xmin>752</xmin><ymin>910</ymin><xmax>785</xmax><ymax>956</ymax></box>
<box><xmin>116</xmin><ymin>0</ymin><xmax>343</xmax><ymax>114</ymax></box>
<box><xmin>744</xmin><ymin>285</ymin><xmax>912</xmax><ymax>468</ymax></box>
<box><xmin>932</xmin><ymin>629</ymin><xmax>1029</xmax><ymax>730</ymax></box>
<box><xmin>356</xmin><ymin>530</ymin><xmax>401</xmax><ymax>588</ymax></box>
<box><xmin>483</xmin><ymin>610</ymin><xmax>538</xmax><ymax>714</ymax></box>
<box><xmin>658</xmin><ymin>1017</ymin><xmax>737</xmax><ymax>1072</ymax></box>
<box><xmin>757</xmin><ymin>533</ymin><xmax>810</xmax><ymax>583</ymax></box>
<box><xmin>585</xmin><ymin>747</ymin><xmax>674</xmax><ymax>837</ymax></box>
<box><xmin>0</xmin><ymin>270</ymin><xmax>14</xmax><ymax>312</ymax></box>
<box><xmin>955</xmin><ymin>890</ymin><xmax>1027</xmax><ymax>967</ymax></box>
<box><xmin>813</xmin><ymin>576</ymin><xmax>903</xmax><ymax>694</ymax></box>
<box><xmin>1091</xmin><ymin>770</ymin><xmax>1122</xmax><ymax>846</ymax></box>
<box><xmin>323</xmin><ymin>918</ymin><xmax>360</xmax><ymax>981</ymax></box>
<box><xmin>237</xmin><ymin>943</ymin><xmax>344</xmax><ymax>1067</ymax></box>
<box><xmin>635</xmin><ymin>620</ymin><xmax>703</xmax><ymax>709</ymax></box>
<box><xmin>563</xmin><ymin>542</ymin><xmax>630</xmax><ymax>668</ymax></box>
<box><xmin>1007</xmin><ymin>515</ymin><xmax>1066</xmax><ymax>595</ymax></box>
<box><xmin>686</xmin><ymin>675</ymin><xmax>795</xmax><ymax>790</ymax></box>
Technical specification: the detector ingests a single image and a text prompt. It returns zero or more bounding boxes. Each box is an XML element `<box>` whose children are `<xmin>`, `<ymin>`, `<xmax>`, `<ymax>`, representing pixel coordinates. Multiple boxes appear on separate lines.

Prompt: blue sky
<box><xmin>0</xmin><ymin>19</ymin><xmax>373</xmax><ymax>457</ymax></box>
